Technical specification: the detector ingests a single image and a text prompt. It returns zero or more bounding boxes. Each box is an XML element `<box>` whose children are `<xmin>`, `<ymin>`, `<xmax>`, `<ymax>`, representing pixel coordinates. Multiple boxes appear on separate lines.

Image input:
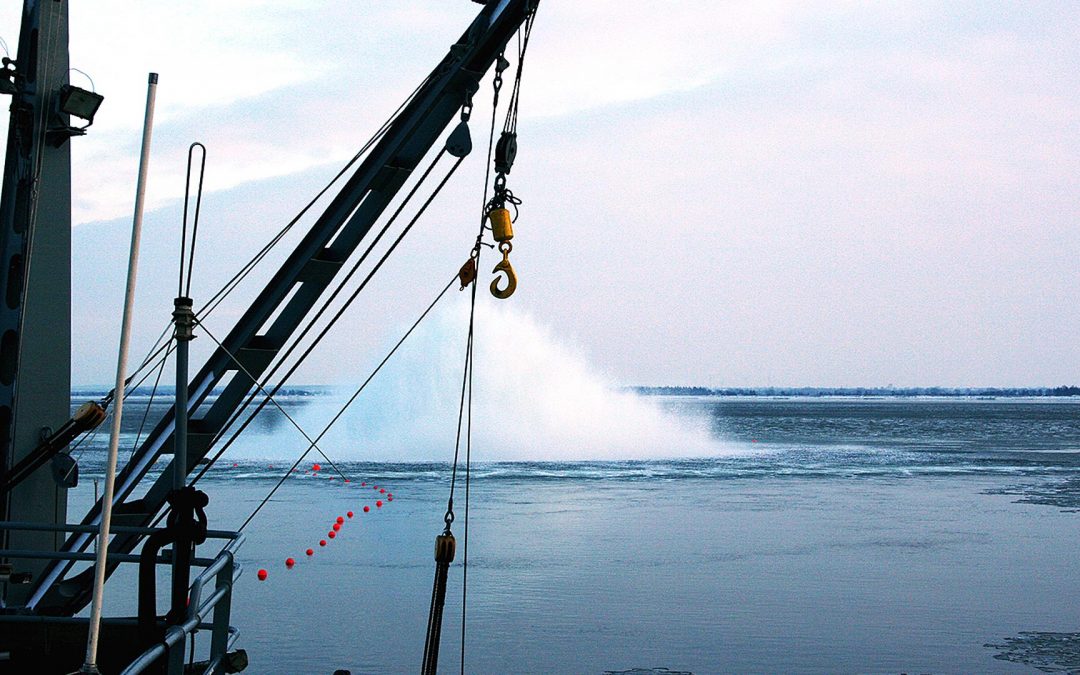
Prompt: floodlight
<box><xmin>58</xmin><ymin>84</ymin><xmax>103</xmax><ymax>124</ymax></box>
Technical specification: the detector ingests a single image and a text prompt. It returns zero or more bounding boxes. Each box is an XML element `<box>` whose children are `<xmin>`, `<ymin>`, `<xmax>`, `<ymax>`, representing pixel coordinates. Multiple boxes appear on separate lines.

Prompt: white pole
<box><xmin>78</xmin><ymin>72</ymin><xmax>158</xmax><ymax>675</ymax></box>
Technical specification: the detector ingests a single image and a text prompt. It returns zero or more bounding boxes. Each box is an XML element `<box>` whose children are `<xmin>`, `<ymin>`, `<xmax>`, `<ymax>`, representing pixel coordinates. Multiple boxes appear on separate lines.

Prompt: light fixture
<box><xmin>47</xmin><ymin>83</ymin><xmax>105</xmax><ymax>146</ymax></box>
<box><xmin>58</xmin><ymin>84</ymin><xmax>104</xmax><ymax>125</ymax></box>
<box><xmin>0</xmin><ymin>58</ymin><xmax>16</xmax><ymax>95</ymax></box>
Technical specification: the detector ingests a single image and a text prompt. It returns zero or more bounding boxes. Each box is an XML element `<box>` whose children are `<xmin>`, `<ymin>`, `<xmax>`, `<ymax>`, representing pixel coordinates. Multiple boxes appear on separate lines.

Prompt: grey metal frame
<box><xmin>0</xmin><ymin>519</ymin><xmax>244</xmax><ymax>675</ymax></box>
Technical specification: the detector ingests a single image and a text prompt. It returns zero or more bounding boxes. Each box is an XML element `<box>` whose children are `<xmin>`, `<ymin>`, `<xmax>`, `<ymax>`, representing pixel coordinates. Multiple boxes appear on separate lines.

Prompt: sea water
<box><xmin>65</xmin><ymin>394</ymin><xmax>1080</xmax><ymax>674</ymax></box>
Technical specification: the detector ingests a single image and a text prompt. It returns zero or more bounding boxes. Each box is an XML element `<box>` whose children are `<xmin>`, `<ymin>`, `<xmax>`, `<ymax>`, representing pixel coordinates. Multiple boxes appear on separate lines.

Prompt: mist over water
<box><xmin>235</xmin><ymin>300</ymin><xmax>728</xmax><ymax>462</ymax></box>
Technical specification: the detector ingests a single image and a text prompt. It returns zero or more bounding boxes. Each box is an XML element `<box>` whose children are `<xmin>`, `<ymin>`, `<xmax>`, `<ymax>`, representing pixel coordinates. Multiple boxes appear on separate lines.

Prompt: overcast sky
<box><xmin>2</xmin><ymin>1</ymin><xmax>1077</xmax><ymax>388</ymax></box>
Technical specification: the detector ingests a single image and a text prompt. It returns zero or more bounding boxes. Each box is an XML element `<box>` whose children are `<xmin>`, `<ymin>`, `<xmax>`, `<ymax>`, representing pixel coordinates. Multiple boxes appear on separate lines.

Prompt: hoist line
<box><xmin>229</xmin><ymin>273</ymin><xmax>458</xmax><ymax>533</ymax></box>
<box><xmin>188</xmin><ymin>154</ymin><xmax>467</xmax><ymax>488</ymax></box>
<box><xmin>456</xmin><ymin>34</ymin><xmax>523</xmax><ymax>672</ymax></box>
<box><xmin>459</xmin><ymin>281</ymin><xmax>478</xmax><ymax>675</ymax></box>
<box><xmin>503</xmin><ymin>11</ymin><xmax>535</xmax><ymax>136</ymax></box>
<box><xmin>189</xmin><ymin>151</ymin><xmax>461</xmax><ymax>487</ymax></box>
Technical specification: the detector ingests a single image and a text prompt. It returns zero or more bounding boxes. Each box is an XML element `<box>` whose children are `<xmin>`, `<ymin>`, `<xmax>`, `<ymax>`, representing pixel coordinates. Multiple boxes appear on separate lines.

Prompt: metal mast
<box><xmin>0</xmin><ymin>0</ymin><xmax>75</xmax><ymax>606</ymax></box>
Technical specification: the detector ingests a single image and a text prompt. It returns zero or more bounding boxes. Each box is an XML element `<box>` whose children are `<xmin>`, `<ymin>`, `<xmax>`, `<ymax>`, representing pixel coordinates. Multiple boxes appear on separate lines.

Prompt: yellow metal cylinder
<box><xmin>488</xmin><ymin>207</ymin><xmax>513</xmax><ymax>242</ymax></box>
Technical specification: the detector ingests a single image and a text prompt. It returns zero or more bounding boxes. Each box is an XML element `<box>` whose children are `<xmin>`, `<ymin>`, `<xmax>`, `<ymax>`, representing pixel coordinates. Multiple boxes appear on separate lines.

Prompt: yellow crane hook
<box><xmin>490</xmin><ymin>244</ymin><xmax>517</xmax><ymax>299</ymax></box>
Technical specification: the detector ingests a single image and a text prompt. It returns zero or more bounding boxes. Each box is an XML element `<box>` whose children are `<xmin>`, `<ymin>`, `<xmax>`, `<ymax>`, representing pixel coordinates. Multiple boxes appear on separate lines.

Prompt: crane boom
<box><xmin>28</xmin><ymin>0</ymin><xmax>538</xmax><ymax>615</ymax></box>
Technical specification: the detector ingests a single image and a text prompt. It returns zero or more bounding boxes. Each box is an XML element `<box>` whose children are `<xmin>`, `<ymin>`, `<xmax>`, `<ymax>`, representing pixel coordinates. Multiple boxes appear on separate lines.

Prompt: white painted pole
<box><xmin>78</xmin><ymin>72</ymin><xmax>158</xmax><ymax>675</ymax></box>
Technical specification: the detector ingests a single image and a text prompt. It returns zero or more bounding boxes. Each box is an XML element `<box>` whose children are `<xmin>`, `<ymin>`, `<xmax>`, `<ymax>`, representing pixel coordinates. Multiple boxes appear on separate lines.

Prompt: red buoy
<box><xmin>344</xmin><ymin>479</ymin><xmax>350</xmax><ymax>483</ymax></box>
<box><xmin>363</xmin><ymin>506</ymin><xmax>370</xmax><ymax>513</ymax></box>
<box><xmin>376</xmin><ymin>500</ymin><xmax>383</xmax><ymax>508</ymax></box>
<box><xmin>333</xmin><ymin>523</ymin><xmax>341</xmax><ymax>532</ymax></box>
<box><xmin>257</xmin><ymin>569</ymin><xmax>268</xmax><ymax>581</ymax></box>
<box><xmin>306</xmin><ymin>548</ymin><xmax>314</xmax><ymax>556</ymax></box>
<box><xmin>379</xmin><ymin>488</ymin><xmax>386</xmax><ymax>494</ymax></box>
<box><xmin>336</xmin><ymin>516</ymin><xmax>344</xmax><ymax>524</ymax></box>
<box><xmin>361</xmin><ymin>482</ymin><xmax>366</xmax><ymax>486</ymax></box>
<box><xmin>328</xmin><ymin>531</ymin><xmax>336</xmax><ymax>539</ymax></box>
<box><xmin>286</xmin><ymin>557</ymin><xmax>295</xmax><ymax>568</ymax></box>
<box><xmin>347</xmin><ymin>511</ymin><xmax>354</xmax><ymax>518</ymax></box>
<box><xmin>387</xmin><ymin>496</ymin><xmax>393</xmax><ymax>502</ymax></box>
<box><xmin>387</xmin><ymin>493</ymin><xmax>392</xmax><ymax>498</ymax></box>
<box><xmin>313</xmin><ymin>463</ymin><xmax>321</xmax><ymax>471</ymax></box>
<box><xmin>319</xmin><ymin>539</ymin><xmax>327</xmax><ymax>547</ymax></box>
<box><xmin>373</xmin><ymin>485</ymin><xmax>379</xmax><ymax>490</ymax></box>
<box><xmin>232</xmin><ymin>463</ymin><xmax>238</xmax><ymax>468</ymax></box>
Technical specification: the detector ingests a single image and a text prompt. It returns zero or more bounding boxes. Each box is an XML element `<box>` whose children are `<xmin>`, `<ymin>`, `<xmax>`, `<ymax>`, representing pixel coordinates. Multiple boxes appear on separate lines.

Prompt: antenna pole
<box><xmin>78</xmin><ymin>71</ymin><xmax>157</xmax><ymax>675</ymax></box>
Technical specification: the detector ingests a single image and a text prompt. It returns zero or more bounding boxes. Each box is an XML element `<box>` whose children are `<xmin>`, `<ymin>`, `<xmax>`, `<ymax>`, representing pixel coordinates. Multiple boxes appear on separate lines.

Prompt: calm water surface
<box><xmin>69</xmin><ymin>397</ymin><xmax>1080</xmax><ymax>673</ymax></box>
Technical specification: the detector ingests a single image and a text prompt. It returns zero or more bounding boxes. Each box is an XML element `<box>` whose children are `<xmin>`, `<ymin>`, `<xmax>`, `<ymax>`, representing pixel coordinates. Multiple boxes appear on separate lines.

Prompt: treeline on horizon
<box><xmin>633</xmin><ymin>385</ymin><xmax>1080</xmax><ymax>397</ymax></box>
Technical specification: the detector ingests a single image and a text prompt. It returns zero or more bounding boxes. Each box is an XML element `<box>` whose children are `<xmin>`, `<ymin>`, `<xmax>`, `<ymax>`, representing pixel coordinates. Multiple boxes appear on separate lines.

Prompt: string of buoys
<box><xmin>255</xmin><ymin>463</ymin><xmax>397</xmax><ymax>582</ymax></box>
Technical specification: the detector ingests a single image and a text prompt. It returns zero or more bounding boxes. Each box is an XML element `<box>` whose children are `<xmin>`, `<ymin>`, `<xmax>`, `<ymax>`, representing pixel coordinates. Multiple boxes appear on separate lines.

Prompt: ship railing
<box><xmin>0</xmin><ymin>521</ymin><xmax>244</xmax><ymax>675</ymax></box>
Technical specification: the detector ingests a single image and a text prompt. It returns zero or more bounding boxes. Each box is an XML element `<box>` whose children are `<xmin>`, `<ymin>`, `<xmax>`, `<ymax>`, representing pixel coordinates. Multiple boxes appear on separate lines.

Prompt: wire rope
<box><xmin>191</xmin><ymin>154</ymin><xmax>466</xmax><ymax>484</ymax></box>
<box><xmin>227</xmin><ymin>273</ymin><xmax>457</xmax><ymax>532</ymax></box>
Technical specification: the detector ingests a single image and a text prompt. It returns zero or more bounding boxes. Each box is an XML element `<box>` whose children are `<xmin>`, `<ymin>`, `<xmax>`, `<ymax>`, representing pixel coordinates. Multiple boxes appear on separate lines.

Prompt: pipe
<box><xmin>79</xmin><ymin>71</ymin><xmax>158</xmax><ymax>675</ymax></box>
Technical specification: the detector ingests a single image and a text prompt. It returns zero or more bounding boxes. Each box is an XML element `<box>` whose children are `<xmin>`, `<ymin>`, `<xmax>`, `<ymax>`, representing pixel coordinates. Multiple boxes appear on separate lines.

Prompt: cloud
<box><xmin>4</xmin><ymin>2</ymin><xmax>1079</xmax><ymax>387</ymax></box>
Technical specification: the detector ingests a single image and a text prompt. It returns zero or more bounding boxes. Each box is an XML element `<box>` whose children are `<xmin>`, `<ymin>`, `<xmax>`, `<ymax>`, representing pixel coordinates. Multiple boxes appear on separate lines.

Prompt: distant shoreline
<box><xmin>631</xmin><ymin>386</ymin><xmax>1080</xmax><ymax>398</ymax></box>
<box><xmin>69</xmin><ymin>384</ymin><xmax>1080</xmax><ymax>399</ymax></box>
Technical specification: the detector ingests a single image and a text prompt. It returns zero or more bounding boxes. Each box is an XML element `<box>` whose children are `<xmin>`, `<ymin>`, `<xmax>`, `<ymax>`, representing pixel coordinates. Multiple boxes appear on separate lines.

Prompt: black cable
<box><xmin>196</xmin><ymin>322</ymin><xmax>347</xmax><ymax>500</ymax></box>
<box><xmin>109</xmin><ymin>71</ymin><xmax>436</xmax><ymax>412</ymax></box>
<box><xmin>228</xmin><ymin>274</ymin><xmax>457</xmax><ymax>531</ymax></box>
<box><xmin>193</xmin><ymin>148</ymin><xmax>451</xmax><ymax>473</ymax></box>
<box><xmin>192</xmin><ymin>149</ymin><xmax>453</xmax><ymax>481</ymax></box>
<box><xmin>502</xmin><ymin>10</ymin><xmax>536</xmax><ymax>136</ymax></box>
<box><xmin>457</xmin><ymin>44</ymin><xmax>515</xmax><ymax>672</ymax></box>
<box><xmin>191</xmin><ymin>154</ymin><xmax>465</xmax><ymax>485</ymax></box>
<box><xmin>459</xmin><ymin>285</ymin><xmax>477</xmax><ymax>675</ymax></box>
<box><xmin>129</xmin><ymin>339</ymin><xmax>171</xmax><ymax>458</ymax></box>
<box><xmin>195</xmin><ymin>72</ymin><xmax>435</xmax><ymax>322</ymax></box>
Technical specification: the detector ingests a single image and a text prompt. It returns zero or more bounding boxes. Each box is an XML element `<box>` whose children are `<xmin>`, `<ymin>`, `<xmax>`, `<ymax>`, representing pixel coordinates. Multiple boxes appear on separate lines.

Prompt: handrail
<box><xmin>0</xmin><ymin>520</ymin><xmax>244</xmax><ymax>675</ymax></box>
<box><xmin>1</xmin><ymin>519</ymin><xmax>240</xmax><ymax>539</ymax></box>
<box><xmin>121</xmin><ymin>538</ymin><xmax>243</xmax><ymax>675</ymax></box>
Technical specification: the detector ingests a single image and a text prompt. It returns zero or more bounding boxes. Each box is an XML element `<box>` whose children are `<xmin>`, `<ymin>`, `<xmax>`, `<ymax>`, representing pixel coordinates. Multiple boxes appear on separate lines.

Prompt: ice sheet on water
<box><xmin>603</xmin><ymin>669</ymin><xmax>694</xmax><ymax>675</ymax></box>
<box><xmin>985</xmin><ymin>476</ymin><xmax>1080</xmax><ymax>511</ymax></box>
<box><xmin>985</xmin><ymin>632</ymin><xmax>1080</xmax><ymax>673</ymax></box>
